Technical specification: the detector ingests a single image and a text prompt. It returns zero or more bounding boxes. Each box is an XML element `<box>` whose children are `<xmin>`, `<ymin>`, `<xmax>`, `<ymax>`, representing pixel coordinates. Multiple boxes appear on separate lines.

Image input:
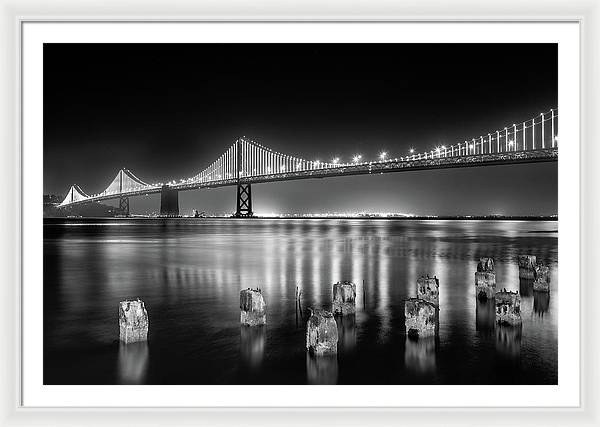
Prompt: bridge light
<box><xmin>314</xmin><ymin>160</ymin><xmax>321</xmax><ymax>165</ymax></box>
<box><xmin>469</xmin><ymin>144</ymin><xmax>474</xmax><ymax>149</ymax></box>
<box><xmin>332</xmin><ymin>157</ymin><xmax>339</xmax><ymax>164</ymax></box>
<box><xmin>441</xmin><ymin>145</ymin><xmax>446</xmax><ymax>150</ymax></box>
<box><xmin>508</xmin><ymin>140</ymin><xmax>515</xmax><ymax>146</ymax></box>
<box><xmin>280</xmin><ymin>166</ymin><xmax>286</xmax><ymax>171</ymax></box>
<box><xmin>352</xmin><ymin>154</ymin><xmax>362</xmax><ymax>163</ymax></box>
<box><xmin>409</xmin><ymin>148</ymin><xmax>414</xmax><ymax>154</ymax></box>
<box><xmin>379</xmin><ymin>151</ymin><xmax>387</xmax><ymax>161</ymax></box>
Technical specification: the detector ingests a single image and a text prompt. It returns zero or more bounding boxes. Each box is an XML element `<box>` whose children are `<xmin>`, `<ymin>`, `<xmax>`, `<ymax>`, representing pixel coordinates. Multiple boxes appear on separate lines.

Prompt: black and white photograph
<box><xmin>42</xmin><ymin>42</ymin><xmax>559</xmax><ymax>386</ymax></box>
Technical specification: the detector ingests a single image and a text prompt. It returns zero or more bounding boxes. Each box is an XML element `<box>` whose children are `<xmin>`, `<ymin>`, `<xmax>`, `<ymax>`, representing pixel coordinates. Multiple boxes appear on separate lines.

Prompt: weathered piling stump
<box><xmin>119</xmin><ymin>298</ymin><xmax>149</xmax><ymax>344</ymax></box>
<box><xmin>518</xmin><ymin>255</ymin><xmax>537</xmax><ymax>280</ymax></box>
<box><xmin>495</xmin><ymin>290</ymin><xmax>522</xmax><ymax>326</ymax></box>
<box><xmin>306</xmin><ymin>309</ymin><xmax>338</xmax><ymax>356</ymax></box>
<box><xmin>475</xmin><ymin>257</ymin><xmax>496</xmax><ymax>301</ymax></box>
<box><xmin>332</xmin><ymin>281</ymin><xmax>356</xmax><ymax>315</ymax></box>
<box><xmin>533</xmin><ymin>263</ymin><xmax>550</xmax><ymax>292</ymax></box>
<box><xmin>405</xmin><ymin>298</ymin><xmax>438</xmax><ymax>338</ymax></box>
<box><xmin>417</xmin><ymin>275</ymin><xmax>439</xmax><ymax>306</ymax></box>
<box><xmin>240</xmin><ymin>288</ymin><xmax>266</xmax><ymax>326</ymax></box>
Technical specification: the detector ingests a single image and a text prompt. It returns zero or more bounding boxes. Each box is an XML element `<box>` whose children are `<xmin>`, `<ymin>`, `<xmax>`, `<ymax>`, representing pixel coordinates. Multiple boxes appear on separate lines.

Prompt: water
<box><xmin>43</xmin><ymin>218</ymin><xmax>558</xmax><ymax>385</ymax></box>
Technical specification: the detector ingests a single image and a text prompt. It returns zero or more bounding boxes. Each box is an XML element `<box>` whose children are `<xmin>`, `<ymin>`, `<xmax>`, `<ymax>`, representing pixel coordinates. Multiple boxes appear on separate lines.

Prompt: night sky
<box><xmin>43</xmin><ymin>43</ymin><xmax>557</xmax><ymax>215</ymax></box>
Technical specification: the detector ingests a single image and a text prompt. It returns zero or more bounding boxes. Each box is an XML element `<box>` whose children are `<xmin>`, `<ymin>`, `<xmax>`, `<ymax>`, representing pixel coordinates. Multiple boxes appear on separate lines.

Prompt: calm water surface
<box><xmin>44</xmin><ymin>219</ymin><xmax>558</xmax><ymax>385</ymax></box>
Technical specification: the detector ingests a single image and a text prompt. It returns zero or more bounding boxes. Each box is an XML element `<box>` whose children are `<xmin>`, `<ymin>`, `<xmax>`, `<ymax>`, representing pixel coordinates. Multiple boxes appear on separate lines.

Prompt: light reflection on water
<box><xmin>118</xmin><ymin>342</ymin><xmax>149</xmax><ymax>384</ymax></box>
<box><xmin>405</xmin><ymin>336</ymin><xmax>437</xmax><ymax>375</ymax></box>
<box><xmin>44</xmin><ymin>218</ymin><xmax>557</xmax><ymax>385</ymax></box>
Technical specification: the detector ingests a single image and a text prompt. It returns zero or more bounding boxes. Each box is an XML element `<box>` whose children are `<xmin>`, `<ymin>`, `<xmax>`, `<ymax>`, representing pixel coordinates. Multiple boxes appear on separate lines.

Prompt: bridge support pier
<box><xmin>160</xmin><ymin>186</ymin><xmax>180</xmax><ymax>217</ymax></box>
<box><xmin>234</xmin><ymin>183</ymin><xmax>253</xmax><ymax>218</ymax></box>
<box><xmin>117</xmin><ymin>196</ymin><xmax>130</xmax><ymax>216</ymax></box>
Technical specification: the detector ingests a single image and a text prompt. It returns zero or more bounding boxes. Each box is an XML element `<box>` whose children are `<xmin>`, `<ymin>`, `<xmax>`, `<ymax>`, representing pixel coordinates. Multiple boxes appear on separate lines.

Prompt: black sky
<box><xmin>43</xmin><ymin>43</ymin><xmax>557</xmax><ymax>215</ymax></box>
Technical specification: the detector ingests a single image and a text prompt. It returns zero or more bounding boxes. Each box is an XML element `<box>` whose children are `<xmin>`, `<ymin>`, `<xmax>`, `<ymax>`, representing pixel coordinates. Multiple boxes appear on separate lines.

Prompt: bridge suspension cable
<box><xmin>189</xmin><ymin>137</ymin><xmax>345</xmax><ymax>185</ymax></box>
<box><xmin>404</xmin><ymin>108</ymin><xmax>557</xmax><ymax>161</ymax></box>
<box><xmin>58</xmin><ymin>184</ymin><xmax>90</xmax><ymax>206</ymax></box>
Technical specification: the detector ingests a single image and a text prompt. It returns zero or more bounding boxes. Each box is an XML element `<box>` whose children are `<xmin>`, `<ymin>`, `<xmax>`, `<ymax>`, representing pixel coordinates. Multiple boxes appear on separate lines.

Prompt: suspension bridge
<box><xmin>58</xmin><ymin>109</ymin><xmax>559</xmax><ymax>217</ymax></box>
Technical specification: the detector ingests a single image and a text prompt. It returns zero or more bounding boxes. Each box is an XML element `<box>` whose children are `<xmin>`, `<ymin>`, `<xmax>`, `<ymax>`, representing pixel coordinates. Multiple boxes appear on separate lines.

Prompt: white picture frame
<box><xmin>1</xmin><ymin>1</ymin><xmax>599</xmax><ymax>425</ymax></box>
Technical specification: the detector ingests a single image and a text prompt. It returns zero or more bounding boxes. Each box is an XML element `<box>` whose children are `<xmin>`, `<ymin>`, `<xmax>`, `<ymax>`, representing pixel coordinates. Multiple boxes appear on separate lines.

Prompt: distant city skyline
<box><xmin>44</xmin><ymin>43</ymin><xmax>558</xmax><ymax>215</ymax></box>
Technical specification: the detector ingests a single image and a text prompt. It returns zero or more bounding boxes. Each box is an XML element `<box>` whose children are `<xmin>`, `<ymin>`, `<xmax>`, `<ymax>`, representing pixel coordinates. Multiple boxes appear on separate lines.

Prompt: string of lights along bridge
<box><xmin>59</xmin><ymin>109</ymin><xmax>559</xmax><ymax>217</ymax></box>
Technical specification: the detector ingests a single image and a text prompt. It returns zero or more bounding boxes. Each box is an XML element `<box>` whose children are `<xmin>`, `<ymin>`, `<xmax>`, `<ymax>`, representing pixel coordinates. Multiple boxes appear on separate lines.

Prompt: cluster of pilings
<box><xmin>238</xmin><ymin>282</ymin><xmax>357</xmax><ymax>361</ymax></box>
<box><xmin>517</xmin><ymin>254</ymin><xmax>551</xmax><ymax>318</ymax></box>
<box><xmin>472</xmin><ymin>254</ymin><xmax>551</xmax><ymax>354</ymax></box>
<box><xmin>115</xmin><ymin>255</ymin><xmax>550</xmax><ymax>377</ymax></box>
<box><xmin>305</xmin><ymin>281</ymin><xmax>356</xmax><ymax>357</ymax></box>
<box><xmin>518</xmin><ymin>255</ymin><xmax>551</xmax><ymax>293</ymax></box>
<box><xmin>473</xmin><ymin>256</ymin><xmax>524</xmax><ymax>327</ymax></box>
<box><xmin>237</xmin><ymin>281</ymin><xmax>357</xmax><ymax>383</ymax></box>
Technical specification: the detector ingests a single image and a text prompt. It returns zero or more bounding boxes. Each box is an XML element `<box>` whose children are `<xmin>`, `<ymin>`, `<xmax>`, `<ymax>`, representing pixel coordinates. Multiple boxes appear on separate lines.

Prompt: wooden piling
<box><xmin>119</xmin><ymin>298</ymin><xmax>149</xmax><ymax>344</ymax></box>
<box><xmin>332</xmin><ymin>281</ymin><xmax>357</xmax><ymax>315</ymax></box>
<box><xmin>518</xmin><ymin>255</ymin><xmax>537</xmax><ymax>280</ymax></box>
<box><xmin>306</xmin><ymin>308</ymin><xmax>338</xmax><ymax>356</ymax></box>
<box><xmin>240</xmin><ymin>288</ymin><xmax>267</xmax><ymax>326</ymax></box>
<box><xmin>475</xmin><ymin>257</ymin><xmax>496</xmax><ymax>301</ymax></box>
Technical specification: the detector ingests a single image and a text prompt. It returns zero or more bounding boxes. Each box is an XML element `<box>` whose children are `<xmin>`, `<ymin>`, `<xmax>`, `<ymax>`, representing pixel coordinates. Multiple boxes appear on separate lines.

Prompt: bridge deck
<box><xmin>62</xmin><ymin>148</ymin><xmax>557</xmax><ymax>207</ymax></box>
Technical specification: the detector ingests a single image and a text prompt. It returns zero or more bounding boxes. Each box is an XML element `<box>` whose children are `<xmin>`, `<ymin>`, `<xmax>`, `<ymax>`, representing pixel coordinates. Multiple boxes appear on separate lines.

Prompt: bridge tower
<box><xmin>160</xmin><ymin>185</ymin><xmax>180</xmax><ymax>217</ymax></box>
<box><xmin>234</xmin><ymin>138</ymin><xmax>254</xmax><ymax>218</ymax></box>
<box><xmin>118</xmin><ymin>196</ymin><xmax>130</xmax><ymax>216</ymax></box>
<box><xmin>116</xmin><ymin>171</ymin><xmax>130</xmax><ymax>216</ymax></box>
<box><xmin>235</xmin><ymin>184</ymin><xmax>253</xmax><ymax>217</ymax></box>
